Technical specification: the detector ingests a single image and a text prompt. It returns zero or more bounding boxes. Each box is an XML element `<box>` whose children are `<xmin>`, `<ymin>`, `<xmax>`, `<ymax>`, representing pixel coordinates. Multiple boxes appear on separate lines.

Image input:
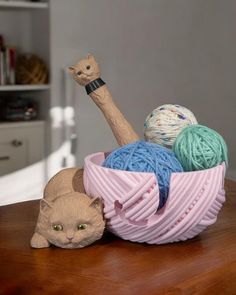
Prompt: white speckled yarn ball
<box><xmin>144</xmin><ymin>104</ymin><xmax>198</xmax><ymax>148</ymax></box>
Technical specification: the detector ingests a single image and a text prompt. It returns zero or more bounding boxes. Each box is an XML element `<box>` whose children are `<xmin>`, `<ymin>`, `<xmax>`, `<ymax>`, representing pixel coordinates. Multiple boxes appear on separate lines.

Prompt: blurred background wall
<box><xmin>50</xmin><ymin>0</ymin><xmax>235</xmax><ymax>178</ymax></box>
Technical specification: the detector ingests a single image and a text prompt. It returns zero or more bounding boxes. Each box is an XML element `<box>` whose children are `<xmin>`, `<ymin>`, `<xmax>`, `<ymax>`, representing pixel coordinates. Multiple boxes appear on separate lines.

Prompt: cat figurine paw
<box><xmin>31</xmin><ymin>232</ymin><xmax>50</xmax><ymax>248</ymax></box>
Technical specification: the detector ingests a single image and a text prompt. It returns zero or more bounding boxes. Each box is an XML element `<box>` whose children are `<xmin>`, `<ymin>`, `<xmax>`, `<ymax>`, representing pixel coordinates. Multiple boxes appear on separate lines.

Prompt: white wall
<box><xmin>50</xmin><ymin>0</ymin><xmax>236</xmax><ymax>179</ymax></box>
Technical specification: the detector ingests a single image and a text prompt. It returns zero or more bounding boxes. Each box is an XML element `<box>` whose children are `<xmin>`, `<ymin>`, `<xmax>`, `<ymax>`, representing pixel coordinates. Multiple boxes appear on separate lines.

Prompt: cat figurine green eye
<box><xmin>31</xmin><ymin>168</ymin><xmax>105</xmax><ymax>249</ymax></box>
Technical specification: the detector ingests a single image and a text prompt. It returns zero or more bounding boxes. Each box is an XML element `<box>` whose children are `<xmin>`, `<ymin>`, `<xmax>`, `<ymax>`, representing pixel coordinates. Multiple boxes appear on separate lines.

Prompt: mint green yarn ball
<box><xmin>173</xmin><ymin>124</ymin><xmax>228</xmax><ymax>171</ymax></box>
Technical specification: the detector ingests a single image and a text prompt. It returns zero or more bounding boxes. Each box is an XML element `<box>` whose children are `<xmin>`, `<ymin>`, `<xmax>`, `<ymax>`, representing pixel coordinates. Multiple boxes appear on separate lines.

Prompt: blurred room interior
<box><xmin>0</xmin><ymin>0</ymin><xmax>235</xmax><ymax>205</ymax></box>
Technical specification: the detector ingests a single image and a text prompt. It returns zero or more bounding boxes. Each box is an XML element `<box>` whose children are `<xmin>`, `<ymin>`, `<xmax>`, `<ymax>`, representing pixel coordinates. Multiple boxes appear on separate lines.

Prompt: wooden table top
<box><xmin>0</xmin><ymin>179</ymin><xmax>236</xmax><ymax>295</ymax></box>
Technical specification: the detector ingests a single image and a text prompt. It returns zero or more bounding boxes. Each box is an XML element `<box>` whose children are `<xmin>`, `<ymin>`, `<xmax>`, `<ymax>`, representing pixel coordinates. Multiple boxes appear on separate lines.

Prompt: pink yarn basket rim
<box><xmin>85</xmin><ymin>151</ymin><xmax>226</xmax><ymax>184</ymax></box>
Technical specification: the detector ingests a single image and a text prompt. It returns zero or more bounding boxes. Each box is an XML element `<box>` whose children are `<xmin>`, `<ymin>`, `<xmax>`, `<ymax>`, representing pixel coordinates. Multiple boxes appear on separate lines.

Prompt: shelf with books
<box><xmin>0</xmin><ymin>35</ymin><xmax>16</xmax><ymax>86</ymax></box>
<box><xmin>0</xmin><ymin>1</ymin><xmax>48</xmax><ymax>9</ymax></box>
<box><xmin>0</xmin><ymin>84</ymin><xmax>50</xmax><ymax>91</ymax></box>
<box><xmin>0</xmin><ymin>33</ymin><xmax>49</xmax><ymax>89</ymax></box>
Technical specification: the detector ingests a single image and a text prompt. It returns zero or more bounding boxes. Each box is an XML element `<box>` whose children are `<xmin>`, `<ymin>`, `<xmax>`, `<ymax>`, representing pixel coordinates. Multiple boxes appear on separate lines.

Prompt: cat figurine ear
<box><xmin>87</xmin><ymin>54</ymin><xmax>96</xmax><ymax>62</ymax></box>
<box><xmin>40</xmin><ymin>199</ymin><xmax>53</xmax><ymax>215</ymax></box>
<box><xmin>89</xmin><ymin>197</ymin><xmax>103</xmax><ymax>214</ymax></box>
<box><xmin>68</xmin><ymin>66</ymin><xmax>75</xmax><ymax>74</ymax></box>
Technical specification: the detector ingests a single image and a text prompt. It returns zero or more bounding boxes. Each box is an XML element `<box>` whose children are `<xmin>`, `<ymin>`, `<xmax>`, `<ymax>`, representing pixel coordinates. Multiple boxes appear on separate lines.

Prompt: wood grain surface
<box><xmin>0</xmin><ymin>179</ymin><xmax>235</xmax><ymax>295</ymax></box>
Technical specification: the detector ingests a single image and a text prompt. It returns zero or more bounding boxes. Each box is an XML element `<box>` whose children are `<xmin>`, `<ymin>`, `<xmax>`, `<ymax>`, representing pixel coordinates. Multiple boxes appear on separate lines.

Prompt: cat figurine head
<box><xmin>35</xmin><ymin>192</ymin><xmax>105</xmax><ymax>249</ymax></box>
<box><xmin>68</xmin><ymin>54</ymin><xmax>100</xmax><ymax>86</ymax></box>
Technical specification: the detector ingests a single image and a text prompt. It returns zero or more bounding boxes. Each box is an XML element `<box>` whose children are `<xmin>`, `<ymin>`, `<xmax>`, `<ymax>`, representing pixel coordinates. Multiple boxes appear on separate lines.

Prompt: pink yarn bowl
<box><xmin>84</xmin><ymin>152</ymin><xmax>226</xmax><ymax>244</ymax></box>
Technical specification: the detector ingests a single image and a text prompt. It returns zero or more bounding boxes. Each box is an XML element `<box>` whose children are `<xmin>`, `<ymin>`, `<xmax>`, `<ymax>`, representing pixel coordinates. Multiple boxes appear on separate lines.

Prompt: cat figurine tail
<box><xmin>31</xmin><ymin>168</ymin><xmax>105</xmax><ymax>249</ymax></box>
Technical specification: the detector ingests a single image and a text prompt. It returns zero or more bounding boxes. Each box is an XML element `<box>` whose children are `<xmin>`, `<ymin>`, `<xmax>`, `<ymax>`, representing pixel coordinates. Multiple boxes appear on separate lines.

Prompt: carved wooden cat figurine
<box><xmin>31</xmin><ymin>54</ymin><xmax>139</xmax><ymax>249</ymax></box>
<box><xmin>31</xmin><ymin>168</ymin><xmax>105</xmax><ymax>249</ymax></box>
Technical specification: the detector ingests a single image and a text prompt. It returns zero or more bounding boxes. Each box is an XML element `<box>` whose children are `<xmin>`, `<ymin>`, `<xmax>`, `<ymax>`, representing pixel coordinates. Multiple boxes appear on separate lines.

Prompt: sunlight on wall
<box><xmin>47</xmin><ymin>138</ymin><xmax>76</xmax><ymax>179</ymax></box>
<box><xmin>49</xmin><ymin>103</ymin><xmax>77</xmax><ymax>177</ymax></box>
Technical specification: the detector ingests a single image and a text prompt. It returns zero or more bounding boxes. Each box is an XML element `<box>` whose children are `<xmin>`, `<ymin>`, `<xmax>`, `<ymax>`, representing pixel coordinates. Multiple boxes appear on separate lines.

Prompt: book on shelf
<box><xmin>0</xmin><ymin>35</ymin><xmax>16</xmax><ymax>86</ymax></box>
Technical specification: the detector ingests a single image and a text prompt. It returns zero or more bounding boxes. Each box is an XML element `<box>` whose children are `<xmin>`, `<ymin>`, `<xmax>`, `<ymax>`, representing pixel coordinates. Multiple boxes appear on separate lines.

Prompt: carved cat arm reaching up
<box><xmin>68</xmin><ymin>54</ymin><xmax>139</xmax><ymax>146</ymax></box>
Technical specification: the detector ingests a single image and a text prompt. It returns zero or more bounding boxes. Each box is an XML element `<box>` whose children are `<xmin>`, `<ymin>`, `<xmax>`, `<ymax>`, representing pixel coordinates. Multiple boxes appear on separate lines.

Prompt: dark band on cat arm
<box><xmin>85</xmin><ymin>78</ymin><xmax>106</xmax><ymax>95</ymax></box>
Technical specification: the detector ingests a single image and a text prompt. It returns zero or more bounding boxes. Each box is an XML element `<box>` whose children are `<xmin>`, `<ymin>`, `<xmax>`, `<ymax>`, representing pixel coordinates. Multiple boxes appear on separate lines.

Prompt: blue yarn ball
<box><xmin>103</xmin><ymin>140</ymin><xmax>183</xmax><ymax>209</ymax></box>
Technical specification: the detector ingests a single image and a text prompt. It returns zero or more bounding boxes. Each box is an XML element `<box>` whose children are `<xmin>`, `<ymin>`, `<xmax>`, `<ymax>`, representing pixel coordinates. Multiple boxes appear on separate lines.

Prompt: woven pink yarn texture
<box><xmin>84</xmin><ymin>152</ymin><xmax>226</xmax><ymax>244</ymax></box>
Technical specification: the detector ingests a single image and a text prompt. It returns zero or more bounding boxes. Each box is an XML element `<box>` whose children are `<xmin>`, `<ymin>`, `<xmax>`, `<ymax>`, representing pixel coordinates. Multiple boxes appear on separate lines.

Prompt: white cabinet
<box><xmin>0</xmin><ymin>137</ymin><xmax>27</xmax><ymax>176</ymax></box>
<box><xmin>0</xmin><ymin>121</ymin><xmax>45</xmax><ymax>176</ymax></box>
